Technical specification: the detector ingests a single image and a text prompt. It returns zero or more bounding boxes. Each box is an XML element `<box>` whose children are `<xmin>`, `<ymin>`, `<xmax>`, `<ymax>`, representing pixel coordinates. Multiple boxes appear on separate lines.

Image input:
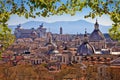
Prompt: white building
<box><xmin>14</xmin><ymin>24</ymin><xmax>47</xmax><ymax>39</ymax></box>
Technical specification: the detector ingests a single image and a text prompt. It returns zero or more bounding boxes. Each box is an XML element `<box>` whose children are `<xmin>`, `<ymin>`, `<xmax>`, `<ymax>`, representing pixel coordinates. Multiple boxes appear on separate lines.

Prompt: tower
<box><xmin>60</xmin><ymin>27</ymin><xmax>63</xmax><ymax>34</ymax></box>
<box><xmin>48</xmin><ymin>33</ymin><xmax>52</xmax><ymax>43</ymax></box>
<box><xmin>84</xmin><ymin>28</ymin><xmax>88</xmax><ymax>43</ymax></box>
<box><xmin>95</xmin><ymin>19</ymin><xmax>99</xmax><ymax>30</ymax></box>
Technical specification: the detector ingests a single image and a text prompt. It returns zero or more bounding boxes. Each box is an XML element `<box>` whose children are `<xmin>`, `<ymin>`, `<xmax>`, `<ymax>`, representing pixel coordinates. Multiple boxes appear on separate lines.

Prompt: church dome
<box><xmin>89</xmin><ymin>20</ymin><xmax>105</xmax><ymax>41</ymax></box>
<box><xmin>77</xmin><ymin>29</ymin><xmax>95</xmax><ymax>56</ymax></box>
<box><xmin>89</xmin><ymin>30</ymin><xmax>105</xmax><ymax>41</ymax></box>
<box><xmin>77</xmin><ymin>42</ymin><xmax>95</xmax><ymax>56</ymax></box>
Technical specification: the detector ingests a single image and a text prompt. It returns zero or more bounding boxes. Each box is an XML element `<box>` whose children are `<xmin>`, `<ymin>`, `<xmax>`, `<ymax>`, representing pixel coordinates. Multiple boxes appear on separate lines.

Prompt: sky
<box><xmin>7</xmin><ymin>7</ymin><xmax>113</xmax><ymax>26</ymax></box>
<box><xmin>7</xmin><ymin>0</ymin><xmax>114</xmax><ymax>26</ymax></box>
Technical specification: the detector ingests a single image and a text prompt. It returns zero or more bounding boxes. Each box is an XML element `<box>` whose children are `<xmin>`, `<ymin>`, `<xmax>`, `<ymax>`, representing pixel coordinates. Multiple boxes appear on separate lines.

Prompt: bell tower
<box><xmin>60</xmin><ymin>27</ymin><xmax>63</xmax><ymax>34</ymax></box>
<box><xmin>84</xmin><ymin>28</ymin><xmax>89</xmax><ymax>43</ymax></box>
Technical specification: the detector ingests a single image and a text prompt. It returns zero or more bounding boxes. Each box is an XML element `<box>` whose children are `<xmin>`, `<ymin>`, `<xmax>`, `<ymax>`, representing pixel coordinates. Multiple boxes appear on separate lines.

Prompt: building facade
<box><xmin>14</xmin><ymin>24</ymin><xmax>47</xmax><ymax>39</ymax></box>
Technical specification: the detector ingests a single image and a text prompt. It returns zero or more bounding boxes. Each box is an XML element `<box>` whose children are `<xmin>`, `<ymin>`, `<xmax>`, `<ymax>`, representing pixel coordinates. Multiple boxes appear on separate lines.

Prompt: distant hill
<box><xmin>8</xmin><ymin>20</ymin><xmax>111</xmax><ymax>34</ymax></box>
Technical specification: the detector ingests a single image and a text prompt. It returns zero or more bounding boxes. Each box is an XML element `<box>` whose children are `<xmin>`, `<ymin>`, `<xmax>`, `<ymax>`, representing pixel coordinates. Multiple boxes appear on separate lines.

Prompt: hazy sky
<box><xmin>7</xmin><ymin>8</ymin><xmax>113</xmax><ymax>26</ymax></box>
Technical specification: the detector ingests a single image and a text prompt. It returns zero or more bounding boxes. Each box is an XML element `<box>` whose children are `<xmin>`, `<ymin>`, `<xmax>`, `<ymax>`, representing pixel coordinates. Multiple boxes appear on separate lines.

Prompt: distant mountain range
<box><xmin>8</xmin><ymin>20</ymin><xmax>111</xmax><ymax>34</ymax></box>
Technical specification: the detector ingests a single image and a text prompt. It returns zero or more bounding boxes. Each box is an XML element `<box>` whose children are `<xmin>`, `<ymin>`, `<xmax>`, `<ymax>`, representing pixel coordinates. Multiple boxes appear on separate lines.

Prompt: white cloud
<box><xmin>83</xmin><ymin>15</ymin><xmax>113</xmax><ymax>26</ymax></box>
